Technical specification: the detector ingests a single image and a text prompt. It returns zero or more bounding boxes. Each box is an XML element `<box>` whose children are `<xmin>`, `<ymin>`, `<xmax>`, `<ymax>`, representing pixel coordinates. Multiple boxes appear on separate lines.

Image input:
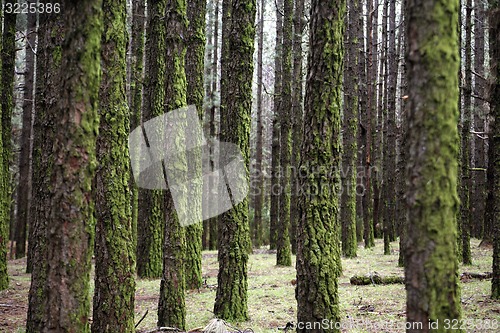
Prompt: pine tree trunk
<box><xmin>214</xmin><ymin>0</ymin><xmax>255</xmax><ymax>321</ymax></box>
<box><xmin>15</xmin><ymin>11</ymin><xmax>36</xmax><ymax>260</ymax></box>
<box><xmin>42</xmin><ymin>1</ymin><xmax>103</xmax><ymax>331</ymax></box>
<box><xmin>1</xmin><ymin>1</ymin><xmax>16</xmax><ymax>279</ymax></box>
<box><xmin>129</xmin><ymin>0</ymin><xmax>146</xmax><ymax>257</ymax></box>
<box><xmin>405</xmin><ymin>0</ymin><xmax>462</xmax><ymax>329</ymax></box>
<box><xmin>184</xmin><ymin>0</ymin><xmax>206</xmax><ymax>290</ymax></box>
<box><xmin>341</xmin><ymin>0</ymin><xmax>359</xmax><ymax>259</ymax></box>
<box><xmin>137</xmin><ymin>0</ymin><xmax>167</xmax><ymax>279</ymax></box>
<box><xmin>91</xmin><ymin>0</ymin><xmax>135</xmax><ymax>331</ymax></box>
<box><xmin>296</xmin><ymin>0</ymin><xmax>345</xmax><ymax>330</ymax></box>
<box><xmin>489</xmin><ymin>0</ymin><xmax>500</xmax><ymax>300</ymax></box>
<box><xmin>252</xmin><ymin>0</ymin><xmax>265</xmax><ymax>249</ymax></box>
<box><xmin>289</xmin><ymin>0</ymin><xmax>304</xmax><ymax>256</ymax></box>
<box><xmin>270</xmin><ymin>0</ymin><xmax>283</xmax><ymax>250</ymax></box>
<box><xmin>460</xmin><ymin>0</ymin><xmax>473</xmax><ymax>265</ymax></box>
<box><xmin>26</xmin><ymin>14</ymin><xmax>63</xmax><ymax>331</ymax></box>
<box><xmin>276</xmin><ymin>0</ymin><xmax>293</xmax><ymax>267</ymax></box>
<box><xmin>0</xmin><ymin>7</ymin><xmax>6</xmax><ymax>291</ymax></box>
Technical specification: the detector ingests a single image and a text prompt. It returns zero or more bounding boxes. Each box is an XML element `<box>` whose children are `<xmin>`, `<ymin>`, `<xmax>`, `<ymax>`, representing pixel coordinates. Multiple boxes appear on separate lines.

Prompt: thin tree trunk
<box><xmin>15</xmin><ymin>10</ymin><xmax>37</xmax><ymax>260</ymax></box>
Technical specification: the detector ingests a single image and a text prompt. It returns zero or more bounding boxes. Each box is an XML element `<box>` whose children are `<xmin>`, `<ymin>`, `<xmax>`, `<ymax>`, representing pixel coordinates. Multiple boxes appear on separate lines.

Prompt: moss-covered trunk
<box><xmin>214</xmin><ymin>0</ymin><xmax>255</xmax><ymax>322</ymax></box>
<box><xmin>404</xmin><ymin>0</ymin><xmax>462</xmax><ymax>329</ymax></box>
<box><xmin>40</xmin><ymin>1</ymin><xmax>103</xmax><ymax>331</ymax></box>
<box><xmin>157</xmin><ymin>0</ymin><xmax>189</xmax><ymax>328</ymax></box>
<box><xmin>26</xmin><ymin>13</ymin><xmax>63</xmax><ymax>331</ymax></box>
<box><xmin>276</xmin><ymin>0</ymin><xmax>293</xmax><ymax>267</ymax></box>
<box><xmin>0</xmin><ymin>2</ymin><xmax>16</xmax><ymax>285</ymax></box>
<box><xmin>137</xmin><ymin>0</ymin><xmax>167</xmax><ymax>279</ymax></box>
<box><xmin>269</xmin><ymin>0</ymin><xmax>283</xmax><ymax>251</ymax></box>
<box><xmin>295</xmin><ymin>0</ymin><xmax>345</xmax><ymax>330</ymax></box>
<box><xmin>184</xmin><ymin>0</ymin><xmax>206</xmax><ymax>290</ymax></box>
<box><xmin>489</xmin><ymin>0</ymin><xmax>500</xmax><ymax>300</ymax></box>
<box><xmin>91</xmin><ymin>0</ymin><xmax>135</xmax><ymax>331</ymax></box>
<box><xmin>129</xmin><ymin>0</ymin><xmax>146</xmax><ymax>257</ymax></box>
<box><xmin>340</xmin><ymin>0</ymin><xmax>359</xmax><ymax>259</ymax></box>
<box><xmin>289</xmin><ymin>0</ymin><xmax>304</xmax><ymax>256</ymax></box>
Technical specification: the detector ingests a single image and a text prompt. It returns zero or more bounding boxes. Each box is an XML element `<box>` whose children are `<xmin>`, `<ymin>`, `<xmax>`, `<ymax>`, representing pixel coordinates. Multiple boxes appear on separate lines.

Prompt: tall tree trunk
<box><xmin>156</xmin><ymin>0</ymin><xmax>191</xmax><ymax>328</ymax></box>
<box><xmin>296</xmin><ymin>0</ymin><xmax>345</xmax><ymax>330</ymax></box>
<box><xmin>26</xmin><ymin>13</ymin><xmax>63</xmax><ymax>331</ymax></box>
<box><xmin>92</xmin><ymin>0</ymin><xmax>135</xmax><ymax>331</ymax></box>
<box><xmin>0</xmin><ymin>1</ymin><xmax>16</xmax><ymax>286</ymax></box>
<box><xmin>289</xmin><ymin>0</ymin><xmax>305</xmax><ymax>256</ymax></box>
<box><xmin>276</xmin><ymin>0</ymin><xmax>292</xmax><ymax>267</ymax></box>
<box><xmin>341</xmin><ymin>0</ymin><xmax>359</xmax><ymax>258</ymax></box>
<box><xmin>405</xmin><ymin>0</ymin><xmax>462</xmax><ymax>329</ymax></box>
<box><xmin>38</xmin><ymin>1</ymin><xmax>103</xmax><ymax>330</ymax></box>
<box><xmin>129</xmin><ymin>0</ymin><xmax>146</xmax><ymax>257</ymax></box>
<box><xmin>137</xmin><ymin>0</ymin><xmax>167</xmax><ymax>279</ymax></box>
<box><xmin>472</xmin><ymin>0</ymin><xmax>487</xmax><ymax>240</ymax></box>
<box><xmin>0</xmin><ymin>7</ymin><xmax>6</xmax><ymax>291</ymax></box>
<box><xmin>15</xmin><ymin>10</ymin><xmax>37</xmax><ymax>260</ymax></box>
<box><xmin>489</xmin><ymin>0</ymin><xmax>500</xmax><ymax>300</ymax></box>
<box><xmin>252</xmin><ymin>0</ymin><xmax>265</xmax><ymax>249</ymax></box>
<box><xmin>208</xmin><ymin>0</ymin><xmax>220</xmax><ymax>251</ymax></box>
<box><xmin>184</xmin><ymin>0</ymin><xmax>206</xmax><ymax>291</ymax></box>
<box><xmin>270</xmin><ymin>0</ymin><xmax>283</xmax><ymax>250</ymax></box>
<box><xmin>460</xmin><ymin>0</ymin><xmax>473</xmax><ymax>265</ymax></box>
<box><xmin>214</xmin><ymin>0</ymin><xmax>255</xmax><ymax>321</ymax></box>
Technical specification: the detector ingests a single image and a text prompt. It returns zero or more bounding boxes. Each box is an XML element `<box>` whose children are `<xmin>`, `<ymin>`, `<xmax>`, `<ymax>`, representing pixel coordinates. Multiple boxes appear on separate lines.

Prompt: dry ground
<box><xmin>1</xmin><ymin>238</ymin><xmax>499</xmax><ymax>332</ymax></box>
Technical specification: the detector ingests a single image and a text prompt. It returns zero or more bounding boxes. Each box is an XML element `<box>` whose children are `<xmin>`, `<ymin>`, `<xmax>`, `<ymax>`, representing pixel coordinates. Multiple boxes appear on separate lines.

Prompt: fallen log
<box><xmin>350</xmin><ymin>274</ymin><xmax>404</xmax><ymax>285</ymax></box>
<box><xmin>460</xmin><ymin>272</ymin><xmax>492</xmax><ymax>280</ymax></box>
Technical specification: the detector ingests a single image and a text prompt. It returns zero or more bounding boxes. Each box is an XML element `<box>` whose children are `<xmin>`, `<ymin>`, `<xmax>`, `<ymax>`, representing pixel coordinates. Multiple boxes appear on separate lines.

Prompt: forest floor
<box><xmin>1</xmin><ymin>238</ymin><xmax>499</xmax><ymax>333</ymax></box>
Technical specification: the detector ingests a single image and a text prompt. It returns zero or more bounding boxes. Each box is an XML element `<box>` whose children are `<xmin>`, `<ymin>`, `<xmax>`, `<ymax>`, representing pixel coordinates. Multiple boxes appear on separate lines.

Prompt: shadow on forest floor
<box><xmin>1</xmin><ymin>238</ymin><xmax>499</xmax><ymax>332</ymax></box>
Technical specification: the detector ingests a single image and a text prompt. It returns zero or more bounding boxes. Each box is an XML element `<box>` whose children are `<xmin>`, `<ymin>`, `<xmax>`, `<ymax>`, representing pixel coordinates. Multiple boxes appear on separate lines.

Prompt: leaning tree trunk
<box><xmin>276</xmin><ymin>0</ymin><xmax>293</xmax><ymax>267</ymax></box>
<box><xmin>295</xmin><ymin>0</ymin><xmax>345</xmax><ymax>330</ymax></box>
<box><xmin>404</xmin><ymin>0</ymin><xmax>462</xmax><ymax>329</ymax></box>
<box><xmin>214</xmin><ymin>0</ymin><xmax>256</xmax><ymax>321</ymax></box>
<box><xmin>15</xmin><ymin>10</ymin><xmax>37</xmax><ymax>260</ymax></box>
<box><xmin>91</xmin><ymin>0</ymin><xmax>135</xmax><ymax>331</ymax></box>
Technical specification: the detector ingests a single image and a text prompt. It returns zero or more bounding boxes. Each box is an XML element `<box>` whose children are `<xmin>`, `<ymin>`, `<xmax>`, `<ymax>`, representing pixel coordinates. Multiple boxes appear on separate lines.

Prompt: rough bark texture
<box><xmin>15</xmin><ymin>10</ymin><xmax>37</xmax><ymax>260</ymax></box>
<box><xmin>26</xmin><ymin>13</ymin><xmax>63</xmax><ymax>331</ymax></box>
<box><xmin>130</xmin><ymin>0</ymin><xmax>146</xmax><ymax>256</ymax></box>
<box><xmin>252</xmin><ymin>0</ymin><xmax>265</xmax><ymax>249</ymax></box>
<box><xmin>460</xmin><ymin>0</ymin><xmax>473</xmax><ymax>265</ymax></box>
<box><xmin>341</xmin><ymin>0</ymin><xmax>359</xmax><ymax>258</ymax></box>
<box><xmin>185</xmin><ymin>0</ymin><xmax>206</xmax><ymax>290</ymax></box>
<box><xmin>157</xmin><ymin>0</ymin><xmax>190</xmax><ymax>328</ymax></box>
<box><xmin>0</xmin><ymin>8</ymin><xmax>6</xmax><ymax>291</ymax></box>
<box><xmin>33</xmin><ymin>1</ymin><xmax>103</xmax><ymax>331</ymax></box>
<box><xmin>91</xmin><ymin>0</ymin><xmax>136</xmax><ymax>331</ymax></box>
<box><xmin>405</xmin><ymin>0</ymin><xmax>462</xmax><ymax>330</ymax></box>
<box><xmin>137</xmin><ymin>0</ymin><xmax>167</xmax><ymax>279</ymax></box>
<box><xmin>270</xmin><ymin>0</ymin><xmax>283</xmax><ymax>250</ymax></box>
<box><xmin>276</xmin><ymin>0</ymin><xmax>293</xmax><ymax>267</ymax></box>
<box><xmin>0</xmin><ymin>2</ymin><xmax>16</xmax><ymax>287</ymax></box>
<box><xmin>214</xmin><ymin>0</ymin><xmax>255</xmax><ymax>321</ymax></box>
<box><xmin>289</xmin><ymin>0</ymin><xmax>304</xmax><ymax>255</ymax></box>
<box><xmin>490</xmin><ymin>0</ymin><xmax>500</xmax><ymax>300</ymax></box>
<box><xmin>295</xmin><ymin>0</ymin><xmax>345</xmax><ymax>330</ymax></box>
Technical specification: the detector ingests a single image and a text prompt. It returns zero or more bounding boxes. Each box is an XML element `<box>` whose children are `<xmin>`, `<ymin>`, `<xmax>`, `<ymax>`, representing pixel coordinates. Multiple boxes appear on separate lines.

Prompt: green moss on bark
<box><xmin>295</xmin><ymin>0</ymin><xmax>345</xmax><ymax>330</ymax></box>
<box><xmin>405</xmin><ymin>0</ymin><xmax>463</xmax><ymax>329</ymax></box>
<box><xmin>91</xmin><ymin>0</ymin><xmax>136</xmax><ymax>331</ymax></box>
